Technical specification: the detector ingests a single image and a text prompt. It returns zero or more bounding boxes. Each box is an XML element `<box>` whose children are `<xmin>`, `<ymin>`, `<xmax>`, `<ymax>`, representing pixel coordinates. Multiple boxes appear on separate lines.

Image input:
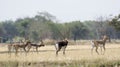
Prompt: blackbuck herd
<box><xmin>7</xmin><ymin>35</ymin><xmax>110</xmax><ymax>56</ymax></box>
<box><xmin>8</xmin><ymin>40</ymin><xmax>45</xmax><ymax>56</ymax></box>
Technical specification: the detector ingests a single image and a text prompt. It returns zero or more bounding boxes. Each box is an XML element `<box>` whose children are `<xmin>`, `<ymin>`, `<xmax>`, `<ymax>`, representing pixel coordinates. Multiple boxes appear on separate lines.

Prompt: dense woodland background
<box><xmin>0</xmin><ymin>12</ymin><xmax>120</xmax><ymax>42</ymax></box>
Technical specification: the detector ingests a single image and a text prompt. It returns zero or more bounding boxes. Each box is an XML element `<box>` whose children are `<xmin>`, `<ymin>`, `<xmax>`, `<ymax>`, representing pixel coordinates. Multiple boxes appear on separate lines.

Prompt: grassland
<box><xmin>0</xmin><ymin>40</ymin><xmax>120</xmax><ymax>67</ymax></box>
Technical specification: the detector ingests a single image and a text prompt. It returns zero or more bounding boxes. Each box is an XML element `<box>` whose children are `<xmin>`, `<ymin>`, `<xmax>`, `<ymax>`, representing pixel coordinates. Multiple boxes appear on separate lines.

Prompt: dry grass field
<box><xmin>0</xmin><ymin>40</ymin><xmax>120</xmax><ymax>67</ymax></box>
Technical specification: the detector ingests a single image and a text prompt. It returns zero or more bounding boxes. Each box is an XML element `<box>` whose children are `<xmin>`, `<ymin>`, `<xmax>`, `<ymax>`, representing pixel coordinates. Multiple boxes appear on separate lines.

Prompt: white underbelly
<box><xmin>55</xmin><ymin>43</ymin><xmax>59</xmax><ymax>50</ymax></box>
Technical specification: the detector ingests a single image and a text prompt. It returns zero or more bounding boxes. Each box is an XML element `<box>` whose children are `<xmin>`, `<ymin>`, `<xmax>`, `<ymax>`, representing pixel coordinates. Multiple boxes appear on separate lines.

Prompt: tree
<box><xmin>68</xmin><ymin>21</ymin><xmax>89</xmax><ymax>40</ymax></box>
<box><xmin>37</xmin><ymin>11</ymin><xmax>57</xmax><ymax>22</ymax></box>
<box><xmin>47</xmin><ymin>22</ymin><xmax>64</xmax><ymax>40</ymax></box>
<box><xmin>1</xmin><ymin>21</ymin><xmax>18</xmax><ymax>39</ymax></box>
<box><xmin>15</xmin><ymin>18</ymin><xmax>31</xmax><ymax>39</ymax></box>
<box><xmin>110</xmin><ymin>14</ymin><xmax>120</xmax><ymax>31</ymax></box>
<box><xmin>0</xmin><ymin>23</ymin><xmax>6</xmax><ymax>37</ymax></box>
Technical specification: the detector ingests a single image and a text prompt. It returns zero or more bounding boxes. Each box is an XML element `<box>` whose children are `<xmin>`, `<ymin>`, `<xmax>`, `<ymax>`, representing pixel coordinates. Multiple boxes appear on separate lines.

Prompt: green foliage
<box><xmin>47</xmin><ymin>22</ymin><xmax>62</xmax><ymax>39</ymax></box>
<box><xmin>110</xmin><ymin>14</ymin><xmax>120</xmax><ymax>31</ymax></box>
<box><xmin>0</xmin><ymin>20</ymin><xmax>18</xmax><ymax>39</ymax></box>
<box><xmin>0</xmin><ymin>12</ymin><xmax>120</xmax><ymax>41</ymax></box>
<box><xmin>68</xmin><ymin>21</ymin><xmax>89</xmax><ymax>39</ymax></box>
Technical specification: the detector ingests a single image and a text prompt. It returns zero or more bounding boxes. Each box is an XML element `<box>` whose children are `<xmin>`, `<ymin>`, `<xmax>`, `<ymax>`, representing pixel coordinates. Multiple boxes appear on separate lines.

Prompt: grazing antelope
<box><xmin>12</xmin><ymin>41</ymin><xmax>31</xmax><ymax>56</ymax></box>
<box><xmin>91</xmin><ymin>35</ymin><xmax>110</xmax><ymax>55</ymax></box>
<box><xmin>55</xmin><ymin>39</ymin><xmax>68</xmax><ymax>56</ymax></box>
<box><xmin>27</xmin><ymin>40</ymin><xmax>45</xmax><ymax>53</ymax></box>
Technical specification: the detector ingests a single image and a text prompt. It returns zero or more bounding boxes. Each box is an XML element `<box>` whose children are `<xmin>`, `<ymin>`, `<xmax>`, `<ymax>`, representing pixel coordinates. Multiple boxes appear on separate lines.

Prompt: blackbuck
<box><xmin>91</xmin><ymin>35</ymin><xmax>110</xmax><ymax>55</ymax></box>
<box><xmin>27</xmin><ymin>40</ymin><xmax>45</xmax><ymax>52</ymax></box>
<box><xmin>55</xmin><ymin>39</ymin><xmax>68</xmax><ymax>56</ymax></box>
<box><xmin>12</xmin><ymin>41</ymin><xmax>31</xmax><ymax>56</ymax></box>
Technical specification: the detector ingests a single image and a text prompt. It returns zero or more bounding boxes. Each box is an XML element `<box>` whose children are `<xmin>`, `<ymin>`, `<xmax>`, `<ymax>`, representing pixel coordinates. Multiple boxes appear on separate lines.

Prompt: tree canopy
<box><xmin>110</xmin><ymin>14</ymin><xmax>120</xmax><ymax>31</ymax></box>
<box><xmin>0</xmin><ymin>12</ymin><xmax>120</xmax><ymax>42</ymax></box>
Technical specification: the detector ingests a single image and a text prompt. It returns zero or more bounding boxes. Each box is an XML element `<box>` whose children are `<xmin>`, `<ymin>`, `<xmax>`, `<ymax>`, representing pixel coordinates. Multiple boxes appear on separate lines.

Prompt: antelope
<box><xmin>91</xmin><ymin>35</ymin><xmax>110</xmax><ymax>55</ymax></box>
<box><xmin>12</xmin><ymin>41</ymin><xmax>31</xmax><ymax>56</ymax></box>
<box><xmin>55</xmin><ymin>39</ymin><xmax>68</xmax><ymax>56</ymax></box>
<box><xmin>7</xmin><ymin>41</ymin><xmax>21</xmax><ymax>55</ymax></box>
<box><xmin>27</xmin><ymin>40</ymin><xmax>45</xmax><ymax>53</ymax></box>
<box><xmin>8</xmin><ymin>43</ymin><xmax>13</xmax><ymax>56</ymax></box>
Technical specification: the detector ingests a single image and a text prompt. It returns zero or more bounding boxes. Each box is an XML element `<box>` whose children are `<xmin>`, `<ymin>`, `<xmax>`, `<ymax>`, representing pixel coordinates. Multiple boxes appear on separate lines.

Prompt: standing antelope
<box><xmin>55</xmin><ymin>39</ymin><xmax>68</xmax><ymax>56</ymax></box>
<box><xmin>27</xmin><ymin>40</ymin><xmax>45</xmax><ymax>53</ymax></box>
<box><xmin>12</xmin><ymin>41</ymin><xmax>31</xmax><ymax>56</ymax></box>
<box><xmin>8</xmin><ymin>43</ymin><xmax>14</xmax><ymax>56</ymax></box>
<box><xmin>91</xmin><ymin>35</ymin><xmax>110</xmax><ymax>55</ymax></box>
